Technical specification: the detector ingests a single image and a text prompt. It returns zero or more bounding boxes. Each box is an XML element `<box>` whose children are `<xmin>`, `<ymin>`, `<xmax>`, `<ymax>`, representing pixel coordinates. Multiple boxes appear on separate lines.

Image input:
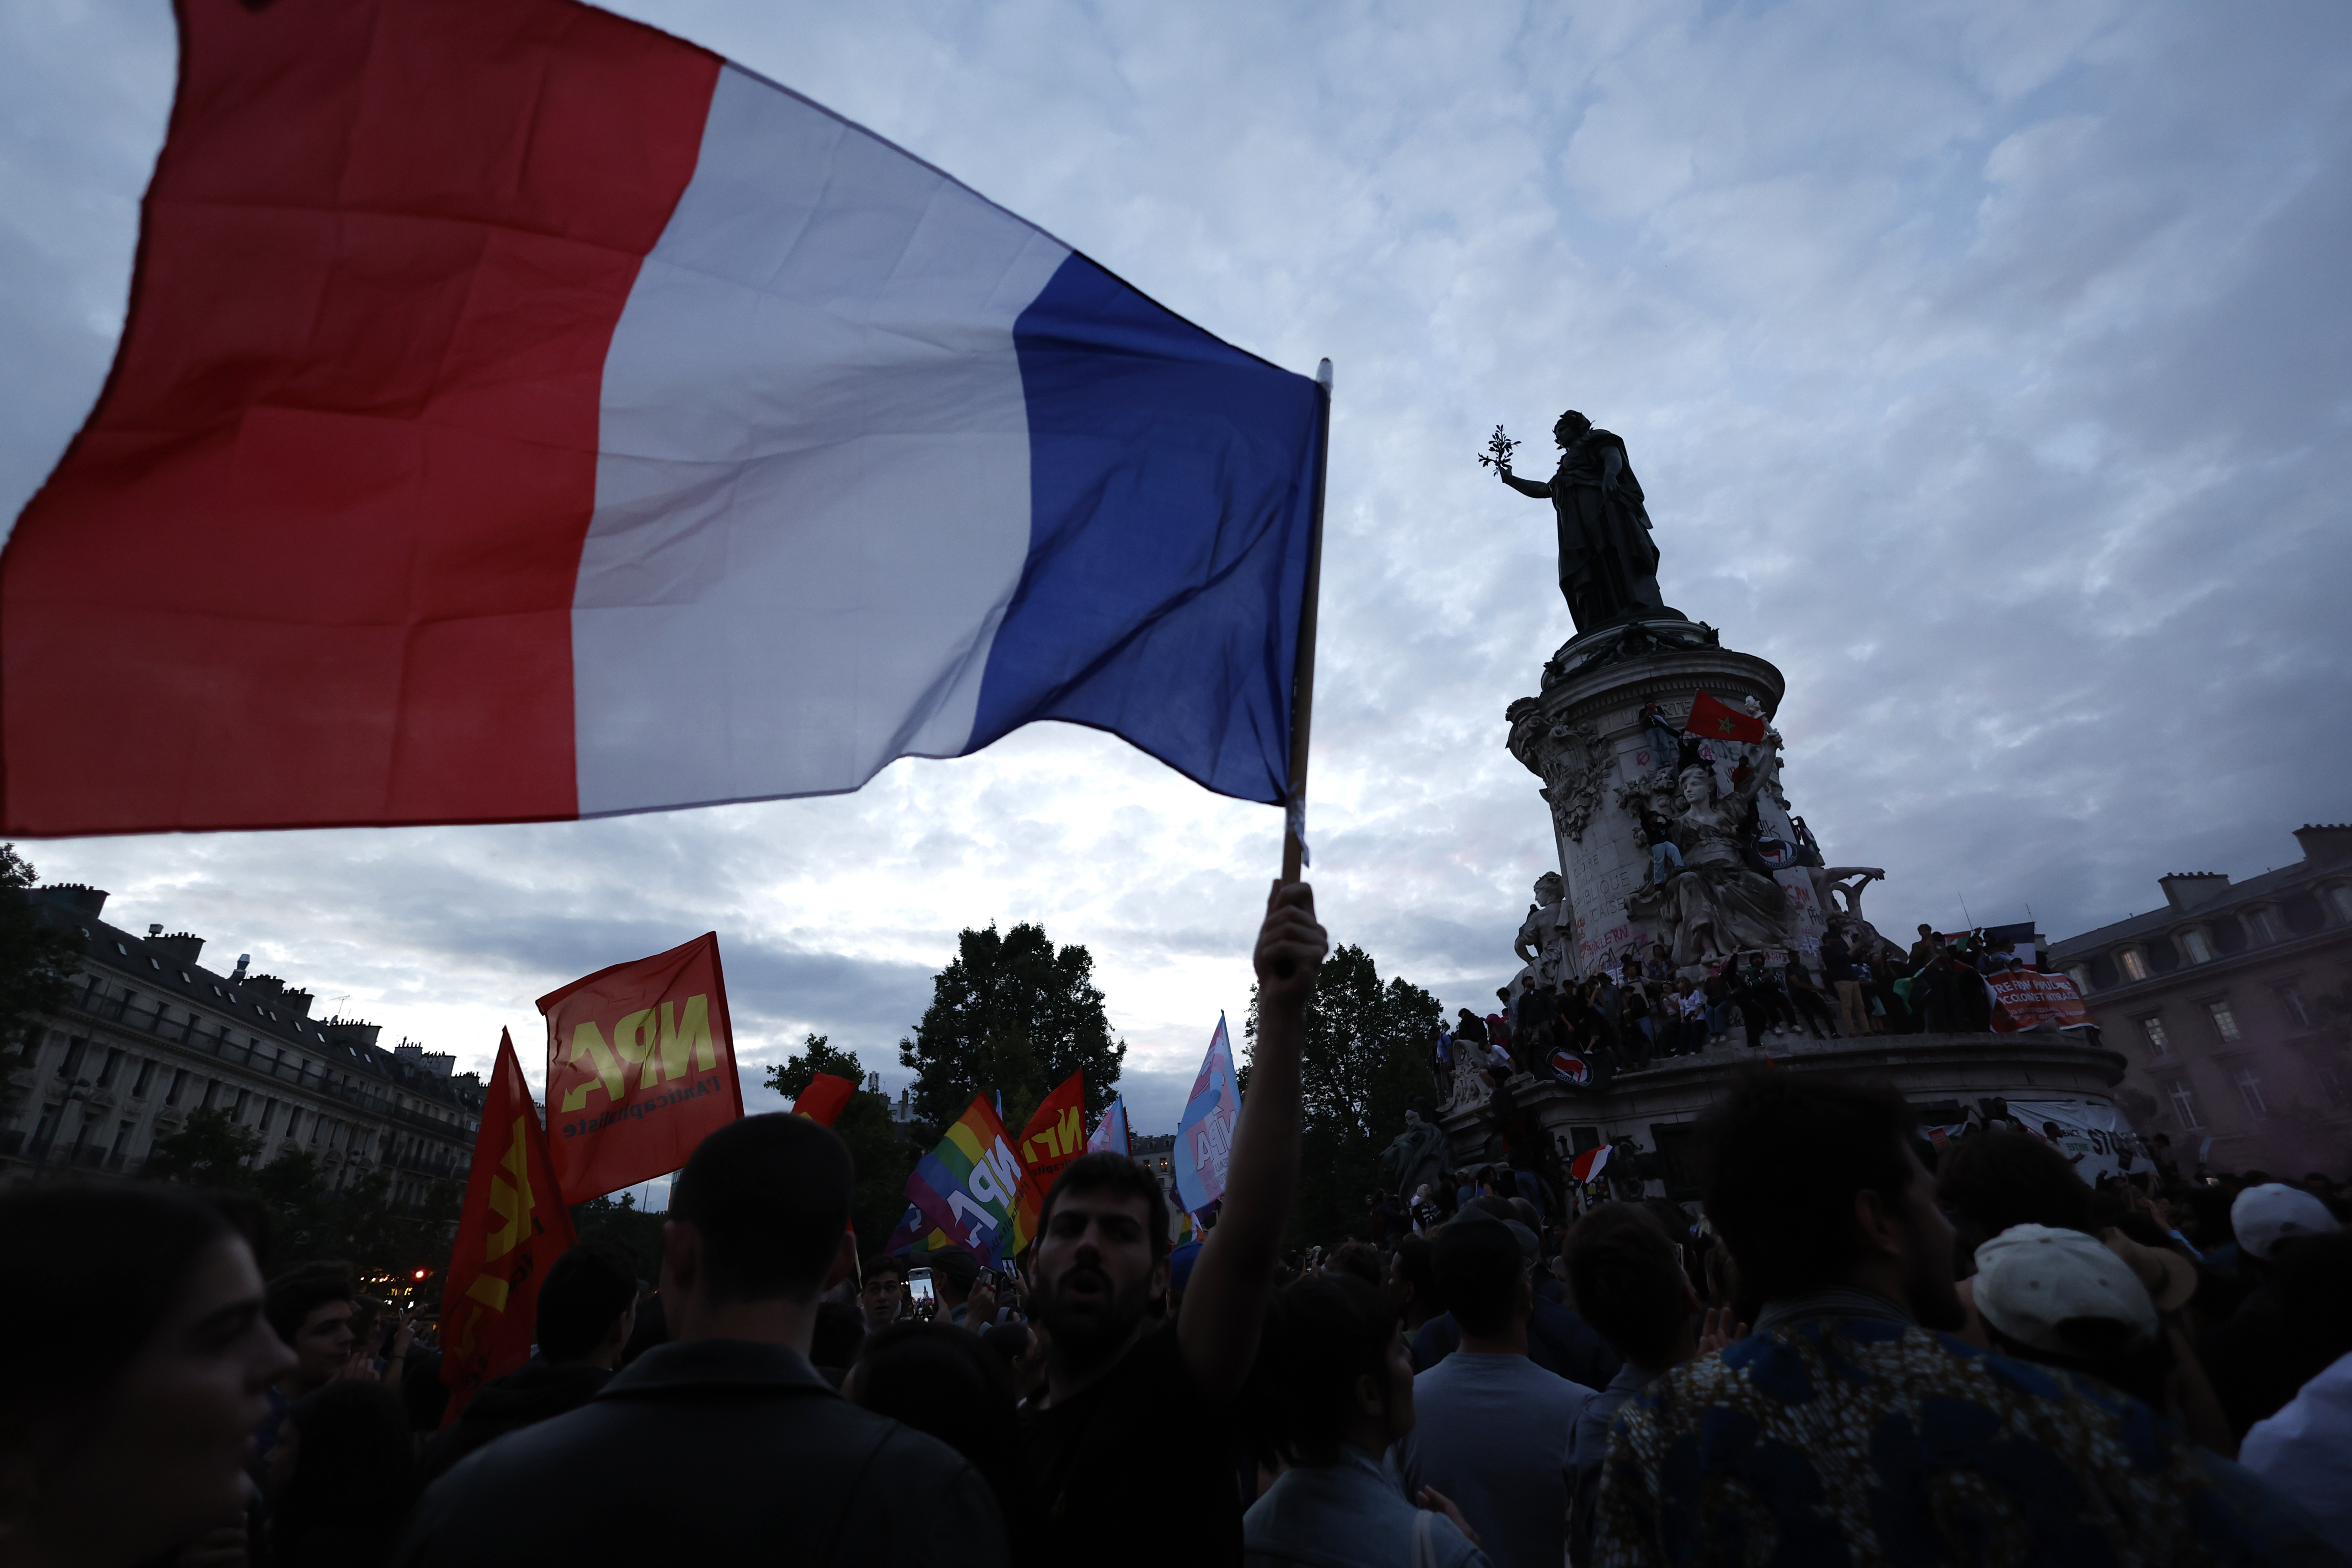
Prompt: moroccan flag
<box><xmin>0</xmin><ymin>0</ymin><xmax>1325</xmax><ymax>838</ymax></box>
<box><xmin>539</xmin><ymin>933</ymin><xmax>743</xmax><ymax>1200</ymax></box>
<box><xmin>890</xmin><ymin>1094</ymin><xmax>1035</xmax><ymax>1266</ymax></box>
<box><xmin>1086</xmin><ymin>1096</ymin><xmax>1132</xmax><ymax>1157</ymax></box>
<box><xmin>439</xmin><ymin>1031</ymin><xmax>575</xmax><ymax>1425</ymax></box>
<box><xmin>1016</xmin><ymin>1073</ymin><xmax>1087</xmax><ymax>1197</ymax></box>
<box><xmin>791</xmin><ymin>1073</ymin><xmax>857</xmax><ymax>1128</ymax></box>
<box><xmin>1684</xmin><ymin>691</ymin><xmax>1767</xmax><ymax>745</ymax></box>
<box><xmin>1569</xmin><ymin>1143</ymin><xmax>1614</xmax><ymax>1183</ymax></box>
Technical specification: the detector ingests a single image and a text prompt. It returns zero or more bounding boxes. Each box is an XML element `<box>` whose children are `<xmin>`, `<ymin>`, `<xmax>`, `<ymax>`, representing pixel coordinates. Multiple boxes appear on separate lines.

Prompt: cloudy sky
<box><xmin>4</xmin><ymin>0</ymin><xmax>2347</xmax><ymax>1141</ymax></box>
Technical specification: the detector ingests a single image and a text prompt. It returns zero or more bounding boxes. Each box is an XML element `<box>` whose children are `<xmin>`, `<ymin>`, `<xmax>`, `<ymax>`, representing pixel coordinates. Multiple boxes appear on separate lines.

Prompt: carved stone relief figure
<box><xmin>1507</xmin><ymin>703</ymin><xmax>1607</xmax><ymax>845</ymax></box>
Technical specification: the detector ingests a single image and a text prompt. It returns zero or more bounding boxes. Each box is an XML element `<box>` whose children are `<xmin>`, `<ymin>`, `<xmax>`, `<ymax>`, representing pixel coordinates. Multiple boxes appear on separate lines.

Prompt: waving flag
<box><xmin>440</xmin><ymin>1031</ymin><xmax>576</xmax><ymax>1425</ymax></box>
<box><xmin>1569</xmin><ymin>1143</ymin><xmax>1614</xmax><ymax>1184</ymax></box>
<box><xmin>1016</xmin><ymin>1073</ymin><xmax>1087</xmax><ymax>1196</ymax></box>
<box><xmin>1684</xmin><ymin>692</ymin><xmax>1767</xmax><ymax>745</ymax></box>
<box><xmin>0</xmin><ymin>0</ymin><xmax>1327</xmax><ymax>837</ymax></box>
<box><xmin>1175</xmin><ymin>1014</ymin><xmax>1240</xmax><ymax>1213</ymax></box>
<box><xmin>539</xmin><ymin>933</ymin><xmax>743</xmax><ymax>1201</ymax></box>
<box><xmin>1087</xmin><ymin>1096</ymin><xmax>1133</xmax><ymax>1157</ymax></box>
<box><xmin>790</xmin><ymin>1073</ymin><xmax>857</xmax><ymax>1128</ymax></box>
<box><xmin>890</xmin><ymin>1094</ymin><xmax>1036</xmax><ymax>1266</ymax></box>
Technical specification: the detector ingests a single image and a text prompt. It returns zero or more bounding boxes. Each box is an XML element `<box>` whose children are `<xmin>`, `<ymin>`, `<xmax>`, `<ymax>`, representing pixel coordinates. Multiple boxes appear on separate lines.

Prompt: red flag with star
<box><xmin>1684</xmin><ymin>691</ymin><xmax>1767</xmax><ymax>744</ymax></box>
<box><xmin>438</xmin><ymin>1029</ymin><xmax>575</xmax><ymax>1425</ymax></box>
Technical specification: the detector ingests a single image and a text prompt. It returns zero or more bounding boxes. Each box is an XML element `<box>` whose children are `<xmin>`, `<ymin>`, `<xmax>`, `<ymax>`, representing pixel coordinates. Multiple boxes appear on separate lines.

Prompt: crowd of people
<box><xmin>1441</xmin><ymin>919</ymin><xmax>2075</xmax><ymax>1103</ymax></box>
<box><xmin>5</xmin><ymin>880</ymin><xmax>2347</xmax><ymax>1566</ymax></box>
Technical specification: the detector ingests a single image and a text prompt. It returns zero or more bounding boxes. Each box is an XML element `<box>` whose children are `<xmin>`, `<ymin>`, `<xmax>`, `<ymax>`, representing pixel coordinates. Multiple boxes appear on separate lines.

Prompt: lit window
<box><xmin>2207</xmin><ymin>1001</ymin><xmax>2241</xmax><ymax>1042</ymax></box>
<box><xmin>2247</xmin><ymin>907</ymin><xmax>2279</xmax><ymax>943</ymax></box>
<box><xmin>2067</xmin><ymin>966</ymin><xmax>2092</xmax><ymax>996</ymax></box>
<box><xmin>2140</xmin><ymin>1017</ymin><xmax>2170</xmax><ymax>1057</ymax></box>
<box><xmin>2332</xmin><ymin>886</ymin><xmax>2352</xmax><ymax>922</ymax></box>
<box><xmin>2168</xmin><ymin>1078</ymin><xmax>2203</xmax><ymax>1129</ymax></box>
<box><xmin>2119</xmin><ymin>950</ymin><xmax>2149</xmax><ymax>982</ymax></box>
<box><xmin>2279</xmin><ymin>984</ymin><xmax>2310</xmax><ymax>1028</ymax></box>
<box><xmin>2181</xmin><ymin>930</ymin><xmax>2212</xmax><ymax>964</ymax></box>
<box><xmin>2235</xmin><ymin>1068</ymin><xmax>2267</xmax><ymax>1116</ymax></box>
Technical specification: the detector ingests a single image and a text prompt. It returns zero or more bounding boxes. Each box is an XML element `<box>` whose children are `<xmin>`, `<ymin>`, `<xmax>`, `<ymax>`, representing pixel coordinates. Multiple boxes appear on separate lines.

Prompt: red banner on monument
<box><xmin>1986</xmin><ymin>969</ymin><xmax>2092</xmax><ymax>1033</ymax></box>
<box><xmin>540</xmin><ymin>932</ymin><xmax>744</xmax><ymax>1200</ymax></box>
<box><xmin>440</xmin><ymin>1030</ymin><xmax>575</xmax><ymax>1425</ymax></box>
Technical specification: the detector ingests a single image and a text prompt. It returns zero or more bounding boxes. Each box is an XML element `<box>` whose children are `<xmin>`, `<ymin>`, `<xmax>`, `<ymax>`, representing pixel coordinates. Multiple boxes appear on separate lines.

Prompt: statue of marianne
<box><xmin>1495</xmin><ymin>410</ymin><xmax>1670</xmax><ymax>634</ymax></box>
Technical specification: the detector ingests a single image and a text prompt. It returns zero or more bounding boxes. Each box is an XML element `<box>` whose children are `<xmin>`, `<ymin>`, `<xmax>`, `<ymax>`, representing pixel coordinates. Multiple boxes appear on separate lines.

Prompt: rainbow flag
<box><xmin>885</xmin><ymin>1093</ymin><xmax>1038</xmax><ymax>1265</ymax></box>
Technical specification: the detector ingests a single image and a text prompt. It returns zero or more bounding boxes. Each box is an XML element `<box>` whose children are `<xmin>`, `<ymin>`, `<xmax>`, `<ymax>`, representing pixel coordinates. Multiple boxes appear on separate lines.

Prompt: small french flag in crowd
<box><xmin>1569</xmin><ymin>1143</ymin><xmax>1614</xmax><ymax>1184</ymax></box>
<box><xmin>1</xmin><ymin>0</ymin><xmax>1325</xmax><ymax>836</ymax></box>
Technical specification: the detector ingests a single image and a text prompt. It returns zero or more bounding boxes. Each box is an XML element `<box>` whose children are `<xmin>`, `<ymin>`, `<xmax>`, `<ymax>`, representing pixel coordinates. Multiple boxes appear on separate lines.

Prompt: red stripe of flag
<box><xmin>2</xmin><ymin>0</ymin><xmax>720</xmax><ymax>834</ymax></box>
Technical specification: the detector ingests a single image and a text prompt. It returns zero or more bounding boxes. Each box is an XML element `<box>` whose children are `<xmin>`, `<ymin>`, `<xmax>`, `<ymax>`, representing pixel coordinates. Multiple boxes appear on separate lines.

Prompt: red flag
<box><xmin>792</xmin><ymin>1073</ymin><xmax>857</xmax><ymax>1128</ymax></box>
<box><xmin>539</xmin><ymin>932</ymin><xmax>744</xmax><ymax>1200</ymax></box>
<box><xmin>439</xmin><ymin>1030</ymin><xmax>575</xmax><ymax>1425</ymax></box>
<box><xmin>1569</xmin><ymin>1143</ymin><xmax>1613</xmax><ymax>1183</ymax></box>
<box><xmin>1684</xmin><ymin>691</ymin><xmax>1767</xmax><ymax>745</ymax></box>
<box><xmin>1016</xmin><ymin>1073</ymin><xmax>1087</xmax><ymax>1198</ymax></box>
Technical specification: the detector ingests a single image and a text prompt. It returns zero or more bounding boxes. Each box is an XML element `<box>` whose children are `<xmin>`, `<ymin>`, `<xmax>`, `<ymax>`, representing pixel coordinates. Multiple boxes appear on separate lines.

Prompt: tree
<box><xmin>571</xmin><ymin>1191</ymin><xmax>670</xmax><ymax>1277</ymax></box>
<box><xmin>767</xmin><ymin>1033</ymin><xmax>919</xmax><ymax>1259</ymax></box>
<box><xmin>1243</xmin><ymin>944</ymin><xmax>1441</xmax><ymax>1246</ymax></box>
<box><xmin>142</xmin><ymin>1107</ymin><xmax>263</xmax><ymax>1189</ymax></box>
<box><xmin>0</xmin><ymin>846</ymin><xmax>86</xmax><ymax>1104</ymax></box>
<box><xmin>898</xmin><ymin>924</ymin><xmax>1123</xmax><ymax>1142</ymax></box>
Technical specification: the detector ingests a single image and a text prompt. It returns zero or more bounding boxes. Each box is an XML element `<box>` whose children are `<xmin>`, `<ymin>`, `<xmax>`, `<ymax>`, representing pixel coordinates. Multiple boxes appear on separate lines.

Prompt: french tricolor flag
<box><xmin>1</xmin><ymin>0</ymin><xmax>1324</xmax><ymax>836</ymax></box>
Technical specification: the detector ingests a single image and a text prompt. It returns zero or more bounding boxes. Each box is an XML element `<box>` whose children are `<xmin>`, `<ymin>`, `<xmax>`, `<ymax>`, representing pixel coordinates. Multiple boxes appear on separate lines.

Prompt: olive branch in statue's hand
<box><xmin>1477</xmin><ymin>425</ymin><xmax>1520</xmax><ymax>477</ymax></box>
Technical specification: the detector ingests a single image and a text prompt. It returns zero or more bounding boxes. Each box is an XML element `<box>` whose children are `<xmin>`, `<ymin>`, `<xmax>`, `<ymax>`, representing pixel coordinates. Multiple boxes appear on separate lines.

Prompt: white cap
<box><xmin>1973</xmin><ymin>1223</ymin><xmax>2157</xmax><ymax>1355</ymax></box>
<box><xmin>2231</xmin><ymin>1183</ymin><xmax>2341</xmax><ymax>1261</ymax></box>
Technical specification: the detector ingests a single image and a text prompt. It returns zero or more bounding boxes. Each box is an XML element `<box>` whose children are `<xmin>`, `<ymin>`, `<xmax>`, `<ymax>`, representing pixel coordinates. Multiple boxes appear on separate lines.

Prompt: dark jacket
<box><xmin>395</xmin><ymin>1338</ymin><xmax>1004</xmax><ymax>1568</ymax></box>
<box><xmin>417</xmin><ymin>1359</ymin><xmax>610</xmax><ymax>1485</ymax></box>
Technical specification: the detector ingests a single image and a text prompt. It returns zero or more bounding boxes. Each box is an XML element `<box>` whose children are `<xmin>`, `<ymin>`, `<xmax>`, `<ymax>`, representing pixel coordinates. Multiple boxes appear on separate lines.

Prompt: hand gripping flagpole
<box><xmin>1273</xmin><ymin>360</ymin><xmax>1332</xmax><ymax>970</ymax></box>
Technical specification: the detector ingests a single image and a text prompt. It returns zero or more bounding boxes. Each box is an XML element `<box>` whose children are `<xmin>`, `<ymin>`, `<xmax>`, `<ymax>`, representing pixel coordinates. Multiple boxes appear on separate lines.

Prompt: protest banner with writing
<box><xmin>1017</xmin><ymin>1072</ymin><xmax>1087</xmax><ymax>1197</ymax></box>
<box><xmin>1986</xmin><ymin>969</ymin><xmax>2092</xmax><ymax>1033</ymax></box>
<box><xmin>539</xmin><ymin>932</ymin><xmax>744</xmax><ymax>1200</ymax></box>
<box><xmin>889</xmin><ymin>1094</ymin><xmax>1037</xmax><ymax>1265</ymax></box>
<box><xmin>2008</xmin><ymin>1099</ymin><xmax>2139</xmax><ymax>1184</ymax></box>
<box><xmin>1176</xmin><ymin>1015</ymin><xmax>1240</xmax><ymax>1213</ymax></box>
<box><xmin>440</xmin><ymin>1031</ymin><xmax>575</xmax><ymax>1425</ymax></box>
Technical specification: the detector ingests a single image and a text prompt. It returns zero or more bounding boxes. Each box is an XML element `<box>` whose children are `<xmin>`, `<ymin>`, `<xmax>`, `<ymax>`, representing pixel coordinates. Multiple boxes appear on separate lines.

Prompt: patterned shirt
<box><xmin>1592</xmin><ymin>1313</ymin><xmax>2263</xmax><ymax>1567</ymax></box>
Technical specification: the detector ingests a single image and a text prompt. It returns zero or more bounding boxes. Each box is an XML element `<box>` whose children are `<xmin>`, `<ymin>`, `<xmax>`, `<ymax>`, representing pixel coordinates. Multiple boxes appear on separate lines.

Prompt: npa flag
<box><xmin>1087</xmin><ymin>1096</ymin><xmax>1132</xmax><ymax>1157</ymax></box>
<box><xmin>0</xmin><ymin>0</ymin><xmax>1325</xmax><ymax>838</ymax></box>
<box><xmin>539</xmin><ymin>933</ymin><xmax>743</xmax><ymax>1200</ymax></box>
<box><xmin>1569</xmin><ymin>1143</ymin><xmax>1614</xmax><ymax>1184</ymax></box>
<box><xmin>440</xmin><ymin>1031</ymin><xmax>575</xmax><ymax>1425</ymax></box>
<box><xmin>1684</xmin><ymin>691</ymin><xmax>1768</xmax><ymax>746</ymax></box>
<box><xmin>791</xmin><ymin>1073</ymin><xmax>858</xmax><ymax>1128</ymax></box>
<box><xmin>1016</xmin><ymin>1073</ymin><xmax>1087</xmax><ymax>1197</ymax></box>
<box><xmin>890</xmin><ymin>1094</ymin><xmax>1036</xmax><ymax>1266</ymax></box>
<box><xmin>1175</xmin><ymin>1014</ymin><xmax>1240</xmax><ymax>1213</ymax></box>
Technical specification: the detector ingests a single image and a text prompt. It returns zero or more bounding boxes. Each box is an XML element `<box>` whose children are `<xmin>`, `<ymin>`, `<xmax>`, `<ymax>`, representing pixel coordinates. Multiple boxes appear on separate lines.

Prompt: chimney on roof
<box><xmin>231</xmin><ymin>954</ymin><xmax>250</xmax><ymax>982</ymax></box>
<box><xmin>322</xmin><ymin>1020</ymin><xmax>381</xmax><ymax>1050</ymax></box>
<box><xmin>2294</xmin><ymin>824</ymin><xmax>2352</xmax><ymax>865</ymax></box>
<box><xmin>2159</xmin><ymin>872</ymin><xmax>2231</xmax><ymax>913</ymax></box>
<box><xmin>31</xmin><ymin>884</ymin><xmax>108</xmax><ymax>918</ymax></box>
<box><xmin>148</xmin><ymin>923</ymin><xmax>162</xmax><ymax>937</ymax></box>
<box><xmin>421</xmin><ymin>1052</ymin><xmax>455</xmax><ymax>1078</ymax></box>
<box><xmin>148</xmin><ymin>931</ymin><xmax>205</xmax><ymax>965</ymax></box>
<box><xmin>244</xmin><ymin>974</ymin><xmax>286</xmax><ymax>999</ymax></box>
<box><xmin>279</xmin><ymin>988</ymin><xmax>312</xmax><ymax>1016</ymax></box>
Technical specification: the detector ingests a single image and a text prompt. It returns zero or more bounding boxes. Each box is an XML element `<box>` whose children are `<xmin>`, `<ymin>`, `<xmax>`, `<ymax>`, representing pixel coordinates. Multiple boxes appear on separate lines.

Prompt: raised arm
<box><xmin>1497</xmin><ymin>466</ymin><xmax>1552</xmax><ymax>499</ymax></box>
<box><xmin>1179</xmin><ymin>880</ymin><xmax>1327</xmax><ymax>1403</ymax></box>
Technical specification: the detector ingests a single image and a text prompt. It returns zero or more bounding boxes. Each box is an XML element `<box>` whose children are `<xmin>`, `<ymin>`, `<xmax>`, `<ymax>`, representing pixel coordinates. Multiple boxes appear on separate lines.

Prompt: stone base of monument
<box><xmin>1437</xmin><ymin>1029</ymin><xmax>2129</xmax><ymax>1201</ymax></box>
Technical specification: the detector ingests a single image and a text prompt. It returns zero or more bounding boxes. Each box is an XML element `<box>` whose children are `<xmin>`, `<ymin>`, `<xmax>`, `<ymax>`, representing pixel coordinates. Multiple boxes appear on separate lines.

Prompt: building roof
<box><xmin>2048</xmin><ymin>857</ymin><xmax>2323</xmax><ymax>960</ymax></box>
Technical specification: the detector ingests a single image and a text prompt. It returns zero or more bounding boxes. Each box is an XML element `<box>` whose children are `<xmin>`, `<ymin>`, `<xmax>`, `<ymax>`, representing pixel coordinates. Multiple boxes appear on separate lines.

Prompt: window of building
<box><xmin>110</xmin><ymin>1120</ymin><xmax>134</xmax><ymax>1161</ymax></box>
<box><xmin>2278</xmin><ymin>984</ymin><xmax>2310</xmax><ymax>1028</ymax></box>
<box><xmin>285</xmin><ymin>1109</ymin><xmax>303</xmax><ymax>1142</ymax></box>
<box><xmin>2180</xmin><ymin>929</ymin><xmax>2212</xmax><ymax>964</ymax></box>
<box><xmin>2207</xmin><ymin>1000</ymin><xmax>2241</xmax><ymax>1042</ymax></box>
<box><xmin>29</xmin><ymin>1103</ymin><xmax>63</xmax><ymax>1154</ymax></box>
<box><xmin>165</xmin><ymin>1068</ymin><xmax>187</xmax><ymax>1106</ymax></box>
<box><xmin>200</xmin><ymin>1079</ymin><xmax>221</xmax><ymax>1111</ymax></box>
<box><xmin>95</xmin><ymin>1047</ymin><xmax>124</xmax><ymax>1088</ymax></box>
<box><xmin>2247</xmin><ymin>907</ymin><xmax>2280</xmax><ymax>943</ymax></box>
<box><xmin>2235</xmin><ymin>1068</ymin><xmax>2267</xmax><ymax>1117</ymax></box>
<box><xmin>2331</xmin><ymin>885</ymin><xmax>2352</xmax><ymax>923</ymax></box>
<box><xmin>310</xmin><ymin>1114</ymin><xmax>324</xmax><ymax>1146</ymax></box>
<box><xmin>56</xmin><ymin>1036</ymin><xmax>89</xmax><ymax>1082</ymax></box>
<box><xmin>2066</xmin><ymin>965</ymin><xmax>2092</xmax><ymax>996</ymax></box>
<box><xmin>2140</xmin><ymin>1016</ymin><xmax>2171</xmax><ymax>1056</ymax></box>
<box><xmin>2118</xmin><ymin>949</ymin><xmax>2149</xmax><ymax>982</ymax></box>
<box><xmin>232</xmin><ymin>1088</ymin><xmax>250</xmax><ymax>1122</ymax></box>
<box><xmin>256</xmin><ymin>1099</ymin><xmax>275</xmax><ymax>1134</ymax></box>
<box><xmin>131</xmin><ymin>1059</ymin><xmax>156</xmax><ymax>1097</ymax></box>
<box><xmin>2168</xmin><ymin>1078</ymin><xmax>2204</xmax><ymax>1129</ymax></box>
<box><xmin>2318</xmin><ymin>1067</ymin><xmax>2348</xmax><ymax>1111</ymax></box>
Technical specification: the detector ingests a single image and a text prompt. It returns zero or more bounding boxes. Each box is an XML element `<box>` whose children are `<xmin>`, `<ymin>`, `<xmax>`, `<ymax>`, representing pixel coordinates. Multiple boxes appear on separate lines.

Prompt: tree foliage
<box><xmin>0</xmin><ymin>847</ymin><xmax>85</xmax><ymax>1092</ymax></box>
<box><xmin>570</xmin><ymin>1191</ymin><xmax>670</xmax><ymax>1277</ymax></box>
<box><xmin>1244</xmin><ymin>944</ymin><xmax>1441</xmax><ymax>1246</ymax></box>
<box><xmin>765</xmin><ymin>1033</ymin><xmax>919</xmax><ymax>1259</ymax></box>
<box><xmin>898</xmin><ymin>924</ymin><xmax>1123</xmax><ymax>1143</ymax></box>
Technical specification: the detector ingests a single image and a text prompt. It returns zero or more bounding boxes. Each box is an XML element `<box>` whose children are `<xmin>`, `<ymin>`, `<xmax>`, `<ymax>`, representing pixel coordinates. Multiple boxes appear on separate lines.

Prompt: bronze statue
<box><xmin>1490</xmin><ymin>411</ymin><xmax>1669</xmax><ymax>633</ymax></box>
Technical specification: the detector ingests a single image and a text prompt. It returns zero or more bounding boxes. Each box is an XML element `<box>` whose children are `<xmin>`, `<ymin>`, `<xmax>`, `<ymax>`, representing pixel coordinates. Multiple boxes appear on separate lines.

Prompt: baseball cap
<box><xmin>2230</xmin><ymin>1183</ymin><xmax>2341</xmax><ymax>1261</ymax></box>
<box><xmin>1973</xmin><ymin>1223</ymin><xmax>2157</xmax><ymax>1355</ymax></box>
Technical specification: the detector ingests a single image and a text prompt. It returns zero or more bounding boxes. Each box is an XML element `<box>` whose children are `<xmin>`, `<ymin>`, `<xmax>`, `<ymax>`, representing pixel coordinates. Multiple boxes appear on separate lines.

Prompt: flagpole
<box><xmin>1280</xmin><ymin>359</ymin><xmax>1333</xmax><ymax>890</ymax></box>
